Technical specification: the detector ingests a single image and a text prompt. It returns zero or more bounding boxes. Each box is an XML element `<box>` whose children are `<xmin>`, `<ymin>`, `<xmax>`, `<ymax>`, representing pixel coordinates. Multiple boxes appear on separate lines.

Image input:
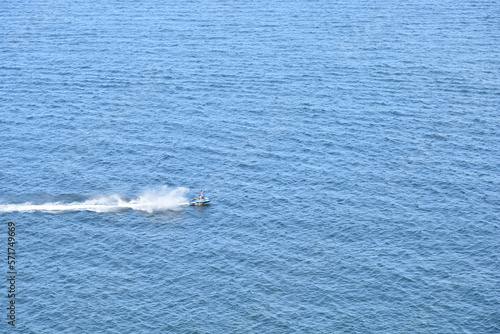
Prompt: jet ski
<box><xmin>189</xmin><ymin>197</ymin><xmax>210</xmax><ymax>206</ymax></box>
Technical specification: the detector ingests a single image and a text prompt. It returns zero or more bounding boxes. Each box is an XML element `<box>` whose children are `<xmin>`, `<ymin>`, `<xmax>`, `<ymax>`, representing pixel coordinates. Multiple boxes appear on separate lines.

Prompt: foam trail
<box><xmin>0</xmin><ymin>186</ymin><xmax>189</xmax><ymax>214</ymax></box>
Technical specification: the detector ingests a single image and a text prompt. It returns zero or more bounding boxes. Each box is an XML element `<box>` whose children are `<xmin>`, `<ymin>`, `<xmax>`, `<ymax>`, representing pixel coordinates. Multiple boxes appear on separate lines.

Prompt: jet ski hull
<box><xmin>189</xmin><ymin>198</ymin><xmax>210</xmax><ymax>206</ymax></box>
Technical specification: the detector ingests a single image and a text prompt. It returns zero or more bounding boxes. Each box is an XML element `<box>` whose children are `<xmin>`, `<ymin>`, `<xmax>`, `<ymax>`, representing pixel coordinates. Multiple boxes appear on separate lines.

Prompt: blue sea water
<box><xmin>1</xmin><ymin>0</ymin><xmax>499</xmax><ymax>332</ymax></box>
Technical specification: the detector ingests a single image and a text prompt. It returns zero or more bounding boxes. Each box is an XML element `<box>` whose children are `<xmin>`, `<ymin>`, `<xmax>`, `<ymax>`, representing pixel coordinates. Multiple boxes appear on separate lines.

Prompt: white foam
<box><xmin>0</xmin><ymin>186</ymin><xmax>189</xmax><ymax>213</ymax></box>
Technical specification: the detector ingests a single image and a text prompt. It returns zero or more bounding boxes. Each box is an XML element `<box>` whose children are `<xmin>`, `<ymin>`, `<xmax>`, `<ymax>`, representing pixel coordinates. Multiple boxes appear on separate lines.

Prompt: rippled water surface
<box><xmin>1</xmin><ymin>0</ymin><xmax>499</xmax><ymax>332</ymax></box>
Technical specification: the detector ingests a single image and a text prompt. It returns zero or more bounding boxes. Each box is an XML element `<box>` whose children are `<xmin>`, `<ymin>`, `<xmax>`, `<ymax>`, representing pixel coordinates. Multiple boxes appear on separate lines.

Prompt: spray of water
<box><xmin>0</xmin><ymin>186</ymin><xmax>189</xmax><ymax>214</ymax></box>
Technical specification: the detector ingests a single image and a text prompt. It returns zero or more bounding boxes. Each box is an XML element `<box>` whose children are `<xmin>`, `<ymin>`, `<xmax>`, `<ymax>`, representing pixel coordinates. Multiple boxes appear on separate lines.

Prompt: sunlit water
<box><xmin>1</xmin><ymin>0</ymin><xmax>499</xmax><ymax>332</ymax></box>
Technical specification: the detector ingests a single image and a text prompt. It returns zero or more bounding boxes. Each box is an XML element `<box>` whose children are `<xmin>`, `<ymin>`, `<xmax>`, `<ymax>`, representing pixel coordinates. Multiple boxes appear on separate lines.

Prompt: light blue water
<box><xmin>1</xmin><ymin>0</ymin><xmax>499</xmax><ymax>332</ymax></box>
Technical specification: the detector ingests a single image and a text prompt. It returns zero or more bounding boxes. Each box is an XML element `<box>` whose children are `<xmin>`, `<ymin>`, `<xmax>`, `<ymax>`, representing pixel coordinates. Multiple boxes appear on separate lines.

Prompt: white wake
<box><xmin>0</xmin><ymin>186</ymin><xmax>189</xmax><ymax>214</ymax></box>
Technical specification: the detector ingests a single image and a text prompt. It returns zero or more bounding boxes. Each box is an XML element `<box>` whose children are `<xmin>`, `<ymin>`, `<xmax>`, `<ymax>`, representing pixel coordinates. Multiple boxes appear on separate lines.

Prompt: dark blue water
<box><xmin>1</xmin><ymin>0</ymin><xmax>499</xmax><ymax>332</ymax></box>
